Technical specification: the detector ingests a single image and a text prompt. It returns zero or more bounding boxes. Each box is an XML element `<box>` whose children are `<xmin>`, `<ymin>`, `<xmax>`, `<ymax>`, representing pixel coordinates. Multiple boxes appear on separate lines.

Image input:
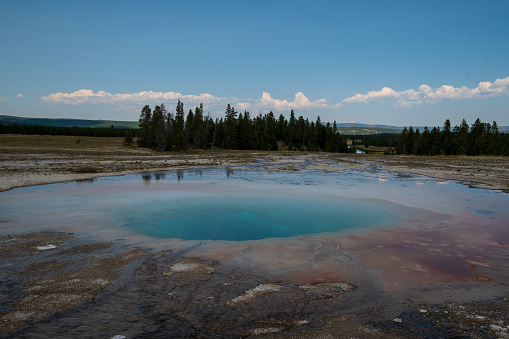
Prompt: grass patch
<box><xmin>0</xmin><ymin>135</ymin><xmax>123</xmax><ymax>148</ymax></box>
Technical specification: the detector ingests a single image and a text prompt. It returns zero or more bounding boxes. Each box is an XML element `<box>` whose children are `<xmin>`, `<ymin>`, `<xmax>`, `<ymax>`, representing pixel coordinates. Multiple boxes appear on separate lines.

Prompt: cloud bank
<box><xmin>41</xmin><ymin>89</ymin><xmax>222</xmax><ymax>106</ymax></box>
<box><xmin>343</xmin><ymin>77</ymin><xmax>509</xmax><ymax>108</ymax></box>
<box><xmin>41</xmin><ymin>89</ymin><xmax>341</xmax><ymax>112</ymax></box>
<box><xmin>39</xmin><ymin>77</ymin><xmax>509</xmax><ymax>114</ymax></box>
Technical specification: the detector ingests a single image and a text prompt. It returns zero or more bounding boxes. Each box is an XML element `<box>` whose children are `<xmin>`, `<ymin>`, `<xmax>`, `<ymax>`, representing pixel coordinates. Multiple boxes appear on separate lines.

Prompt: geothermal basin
<box><xmin>0</xmin><ymin>160</ymin><xmax>508</xmax><ymax>337</ymax></box>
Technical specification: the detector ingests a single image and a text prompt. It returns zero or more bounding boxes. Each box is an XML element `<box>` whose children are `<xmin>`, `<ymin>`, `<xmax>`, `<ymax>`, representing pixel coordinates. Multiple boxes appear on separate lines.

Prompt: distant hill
<box><xmin>336</xmin><ymin>122</ymin><xmax>509</xmax><ymax>134</ymax></box>
<box><xmin>1</xmin><ymin>115</ymin><xmax>507</xmax><ymax>134</ymax></box>
<box><xmin>336</xmin><ymin>126</ymin><xmax>401</xmax><ymax>135</ymax></box>
<box><xmin>335</xmin><ymin>122</ymin><xmax>403</xmax><ymax>130</ymax></box>
<box><xmin>0</xmin><ymin>115</ymin><xmax>139</xmax><ymax>129</ymax></box>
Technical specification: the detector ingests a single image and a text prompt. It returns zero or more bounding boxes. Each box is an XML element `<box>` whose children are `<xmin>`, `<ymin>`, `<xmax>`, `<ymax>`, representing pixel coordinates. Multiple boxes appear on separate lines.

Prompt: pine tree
<box><xmin>185</xmin><ymin>109</ymin><xmax>194</xmax><ymax>146</ymax></box>
<box><xmin>488</xmin><ymin>121</ymin><xmax>501</xmax><ymax>155</ymax></box>
<box><xmin>441</xmin><ymin>119</ymin><xmax>454</xmax><ymax>155</ymax></box>
<box><xmin>123</xmin><ymin>130</ymin><xmax>134</xmax><ymax>146</ymax></box>
<box><xmin>397</xmin><ymin>127</ymin><xmax>407</xmax><ymax>154</ymax></box>
<box><xmin>224</xmin><ymin>104</ymin><xmax>238</xmax><ymax>149</ymax></box>
<box><xmin>165</xmin><ymin>111</ymin><xmax>174</xmax><ymax>151</ymax></box>
<box><xmin>173</xmin><ymin>100</ymin><xmax>187</xmax><ymax>151</ymax></box>
<box><xmin>431</xmin><ymin>127</ymin><xmax>442</xmax><ymax>155</ymax></box>
<box><xmin>237</xmin><ymin>111</ymin><xmax>252</xmax><ymax>150</ymax></box>
<box><xmin>470</xmin><ymin>118</ymin><xmax>486</xmax><ymax>155</ymax></box>
<box><xmin>151</xmin><ymin>105</ymin><xmax>166</xmax><ymax>151</ymax></box>
<box><xmin>277</xmin><ymin>114</ymin><xmax>287</xmax><ymax>141</ymax></box>
<box><xmin>266</xmin><ymin>111</ymin><xmax>278</xmax><ymax>151</ymax></box>
<box><xmin>456</xmin><ymin>119</ymin><xmax>469</xmax><ymax>155</ymax></box>
<box><xmin>138</xmin><ymin>105</ymin><xmax>152</xmax><ymax>147</ymax></box>
<box><xmin>405</xmin><ymin>126</ymin><xmax>415</xmax><ymax>154</ymax></box>
<box><xmin>287</xmin><ymin>110</ymin><xmax>296</xmax><ymax>147</ymax></box>
<box><xmin>192</xmin><ymin>104</ymin><xmax>204</xmax><ymax>148</ymax></box>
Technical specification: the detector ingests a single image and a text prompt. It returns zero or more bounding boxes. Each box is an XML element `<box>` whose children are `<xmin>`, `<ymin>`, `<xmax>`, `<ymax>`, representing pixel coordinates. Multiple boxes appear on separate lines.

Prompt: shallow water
<box><xmin>0</xmin><ymin>163</ymin><xmax>507</xmax><ymax>242</ymax></box>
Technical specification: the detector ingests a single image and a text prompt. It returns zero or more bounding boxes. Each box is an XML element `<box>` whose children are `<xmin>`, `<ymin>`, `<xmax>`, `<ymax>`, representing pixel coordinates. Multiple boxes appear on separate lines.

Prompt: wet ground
<box><xmin>1</xmin><ymin>157</ymin><xmax>508</xmax><ymax>338</ymax></box>
<box><xmin>0</xmin><ymin>232</ymin><xmax>508</xmax><ymax>338</ymax></box>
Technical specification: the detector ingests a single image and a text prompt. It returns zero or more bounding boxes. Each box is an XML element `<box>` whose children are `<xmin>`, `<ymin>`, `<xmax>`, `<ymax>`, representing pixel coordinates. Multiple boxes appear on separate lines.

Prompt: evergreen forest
<box><xmin>0</xmin><ymin>123</ymin><xmax>132</xmax><ymax>138</ymax></box>
<box><xmin>1</xmin><ymin>102</ymin><xmax>507</xmax><ymax>156</ymax></box>
<box><xmin>136</xmin><ymin>101</ymin><xmax>349</xmax><ymax>153</ymax></box>
<box><xmin>396</xmin><ymin>118</ymin><xmax>508</xmax><ymax>156</ymax></box>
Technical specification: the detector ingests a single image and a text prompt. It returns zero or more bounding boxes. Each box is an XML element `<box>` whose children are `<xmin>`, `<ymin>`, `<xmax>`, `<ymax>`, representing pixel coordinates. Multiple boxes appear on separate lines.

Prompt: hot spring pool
<box><xmin>1</xmin><ymin>165</ymin><xmax>507</xmax><ymax>242</ymax></box>
<box><xmin>117</xmin><ymin>191</ymin><xmax>403</xmax><ymax>241</ymax></box>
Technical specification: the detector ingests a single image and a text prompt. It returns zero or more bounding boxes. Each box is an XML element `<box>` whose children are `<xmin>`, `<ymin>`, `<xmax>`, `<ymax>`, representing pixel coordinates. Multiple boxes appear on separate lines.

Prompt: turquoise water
<box><xmin>119</xmin><ymin>192</ymin><xmax>400</xmax><ymax>241</ymax></box>
<box><xmin>1</xmin><ymin>163</ymin><xmax>508</xmax><ymax>241</ymax></box>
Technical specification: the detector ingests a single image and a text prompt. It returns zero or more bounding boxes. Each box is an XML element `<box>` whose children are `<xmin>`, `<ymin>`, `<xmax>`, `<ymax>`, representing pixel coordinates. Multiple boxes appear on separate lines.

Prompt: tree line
<box><xmin>2</xmin><ymin>110</ymin><xmax>507</xmax><ymax>156</ymax></box>
<box><xmin>351</xmin><ymin>134</ymin><xmax>397</xmax><ymax>149</ymax></box>
<box><xmin>396</xmin><ymin>118</ymin><xmax>508</xmax><ymax>156</ymax></box>
<box><xmin>137</xmin><ymin>101</ymin><xmax>349</xmax><ymax>153</ymax></box>
<box><xmin>0</xmin><ymin>123</ymin><xmax>133</xmax><ymax>138</ymax></box>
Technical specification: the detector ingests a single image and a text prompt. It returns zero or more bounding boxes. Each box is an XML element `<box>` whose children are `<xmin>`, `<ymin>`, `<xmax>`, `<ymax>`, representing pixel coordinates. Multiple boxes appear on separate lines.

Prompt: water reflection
<box><xmin>177</xmin><ymin>170</ymin><xmax>184</xmax><ymax>181</ymax></box>
<box><xmin>155</xmin><ymin>173</ymin><xmax>166</xmax><ymax>180</ymax></box>
<box><xmin>226</xmin><ymin>167</ymin><xmax>234</xmax><ymax>178</ymax></box>
<box><xmin>141</xmin><ymin>172</ymin><xmax>168</xmax><ymax>183</ymax></box>
<box><xmin>75</xmin><ymin>178</ymin><xmax>97</xmax><ymax>186</ymax></box>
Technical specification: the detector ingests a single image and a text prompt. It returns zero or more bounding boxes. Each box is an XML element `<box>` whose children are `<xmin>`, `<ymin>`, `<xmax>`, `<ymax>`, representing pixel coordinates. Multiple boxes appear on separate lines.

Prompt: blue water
<box><xmin>119</xmin><ymin>192</ymin><xmax>400</xmax><ymax>241</ymax></box>
<box><xmin>1</xmin><ymin>163</ymin><xmax>508</xmax><ymax>241</ymax></box>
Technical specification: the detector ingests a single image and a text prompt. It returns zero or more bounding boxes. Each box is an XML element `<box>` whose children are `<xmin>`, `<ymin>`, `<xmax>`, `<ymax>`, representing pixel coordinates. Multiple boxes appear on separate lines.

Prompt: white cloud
<box><xmin>41</xmin><ymin>89</ymin><xmax>346</xmax><ymax>115</ymax></box>
<box><xmin>236</xmin><ymin>102</ymin><xmax>252</xmax><ymax>111</ymax></box>
<box><xmin>16</xmin><ymin>93</ymin><xmax>24</xmax><ymax>98</ymax></box>
<box><xmin>343</xmin><ymin>76</ymin><xmax>509</xmax><ymax>107</ymax></box>
<box><xmin>493</xmin><ymin>77</ymin><xmax>509</xmax><ymax>87</ymax></box>
<box><xmin>41</xmin><ymin>89</ymin><xmax>223</xmax><ymax>106</ymax></box>
<box><xmin>256</xmin><ymin>92</ymin><xmax>332</xmax><ymax>111</ymax></box>
<box><xmin>0</xmin><ymin>97</ymin><xmax>7</xmax><ymax>102</ymax></box>
<box><xmin>32</xmin><ymin>76</ymin><xmax>509</xmax><ymax>116</ymax></box>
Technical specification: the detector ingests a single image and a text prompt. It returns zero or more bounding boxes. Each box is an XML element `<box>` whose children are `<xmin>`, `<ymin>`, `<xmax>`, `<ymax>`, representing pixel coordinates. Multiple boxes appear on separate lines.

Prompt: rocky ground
<box><xmin>357</xmin><ymin>155</ymin><xmax>509</xmax><ymax>193</ymax></box>
<box><xmin>1</xmin><ymin>232</ymin><xmax>508</xmax><ymax>338</ymax></box>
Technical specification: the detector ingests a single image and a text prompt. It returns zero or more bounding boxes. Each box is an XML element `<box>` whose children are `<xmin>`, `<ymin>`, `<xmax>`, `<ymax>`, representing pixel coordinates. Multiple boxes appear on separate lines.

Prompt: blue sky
<box><xmin>1</xmin><ymin>0</ymin><xmax>508</xmax><ymax>127</ymax></box>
